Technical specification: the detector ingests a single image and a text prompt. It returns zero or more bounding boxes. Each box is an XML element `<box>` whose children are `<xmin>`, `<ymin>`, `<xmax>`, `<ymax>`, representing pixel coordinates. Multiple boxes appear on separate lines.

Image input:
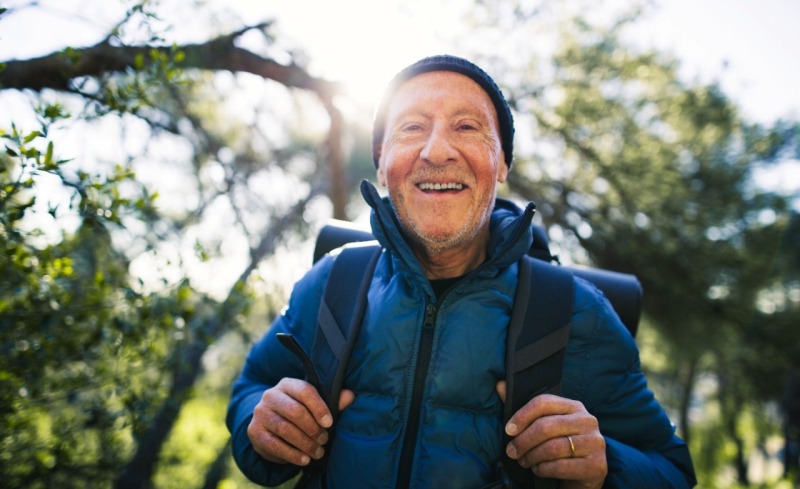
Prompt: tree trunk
<box><xmin>678</xmin><ymin>357</ymin><xmax>697</xmax><ymax>446</ymax></box>
<box><xmin>114</xmin><ymin>199</ymin><xmax>311</xmax><ymax>489</ymax></box>
<box><xmin>733</xmin><ymin>434</ymin><xmax>748</xmax><ymax>486</ymax></box>
<box><xmin>783</xmin><ymin>367</ymin><xmax>800</xmax><ymax>479</ymax></box>
<box><xmin>114</xmin><ymin>341</ymin><xmax>207</xmax><ymax>489</ymax></box>
<box><xmin>723</xmin><ymin>392</ymin><xmax>749</xmax><ymax>486</ymax></box>
<box><xmin>321</xmin><ymin>96</ymin><xmax>348</xmax><ymax>220</ymax></box>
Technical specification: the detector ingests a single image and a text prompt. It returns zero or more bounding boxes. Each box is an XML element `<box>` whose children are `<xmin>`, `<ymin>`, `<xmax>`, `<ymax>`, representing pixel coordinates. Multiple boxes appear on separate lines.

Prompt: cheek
<box><xmin>380</xmin><ymin>145</ymin><xmax>416</xmax><ymax>182</ymax></box>
<box><xmin>383</xmin><ymin>165</ymin><xmax>408</xmax><ymax>191</ymax></box>
<box><xmin>473</xmin><ymin>159</ymin><xmax>503</xmax><ymax>185</ymax></box>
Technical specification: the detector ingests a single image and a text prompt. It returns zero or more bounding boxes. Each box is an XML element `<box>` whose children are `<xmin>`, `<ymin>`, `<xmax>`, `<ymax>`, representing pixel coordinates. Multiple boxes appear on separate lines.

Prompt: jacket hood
<box><xmin>359</xmin><ymin>180</ymin><xmax>535</xmax><ymax>283</ymax></box>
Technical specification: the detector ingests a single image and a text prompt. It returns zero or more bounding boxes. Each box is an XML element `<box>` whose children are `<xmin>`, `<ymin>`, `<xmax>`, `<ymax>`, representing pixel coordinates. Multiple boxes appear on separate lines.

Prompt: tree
<box><xmin>456</xmin><ymin>1</ymin><xmax>800</xmax><ymax>484</ymax></box>
<box><xmin>2</xmin><ymin>0</ymin><xmax>798</xmax><ymax>487</ymax></box>
<box><xmin>1</xmin><ymin>2</ymin><xmax>348</xmax><ymax>488</ymax></box>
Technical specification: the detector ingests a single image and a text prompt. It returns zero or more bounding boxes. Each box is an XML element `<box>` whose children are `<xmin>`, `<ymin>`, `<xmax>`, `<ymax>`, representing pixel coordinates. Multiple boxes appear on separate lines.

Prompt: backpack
<box><xmin>278</xmin><ymin>220</ymin><xmax>642</xmax><ymax>488</ymax></box>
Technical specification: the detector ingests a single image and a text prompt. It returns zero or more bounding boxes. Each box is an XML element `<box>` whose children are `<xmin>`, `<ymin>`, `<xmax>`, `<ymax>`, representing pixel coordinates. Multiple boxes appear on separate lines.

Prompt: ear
<box><xmin>377</xmin><ymin>161</ymin><xmax>387</xmax><ymax>187</ymax></box>
<box><xmin>375</xmin><ymin>144</ymin><xmax>387</xmax><ymax>187</ymax></box>
<box><xmin>497</xmin><ymin>158</ymin><xmax>509</xmax><ymax>183</ymax></box>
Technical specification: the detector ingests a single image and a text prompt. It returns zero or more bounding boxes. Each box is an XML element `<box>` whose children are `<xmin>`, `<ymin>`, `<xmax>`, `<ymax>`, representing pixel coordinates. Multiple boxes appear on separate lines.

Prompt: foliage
<box><xmin>1</xmin><ymin>0</ymin><xmax>798</xmax><ymax>488</ymax></box>
<box><xmin>1</xmin><ymin>2</ymin><xmax>336</xmax><ymax>488</ymax></box>
<box><xmin>0</xmin><ymin>104</ymin><xmax>187</xmax><ymax>487</ymax></box>
<box><xmin>466</xmin><ymin>2</ymin><xmax>800</xmax><ymax>484</ymax></box>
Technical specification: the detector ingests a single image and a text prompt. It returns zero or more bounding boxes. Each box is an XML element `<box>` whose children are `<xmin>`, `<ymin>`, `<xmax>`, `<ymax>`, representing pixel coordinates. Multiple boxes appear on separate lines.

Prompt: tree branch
<box><xmin>0</xmin><ymin>25</ymin><xmax>341</xmax><ymax>97</ymax></box>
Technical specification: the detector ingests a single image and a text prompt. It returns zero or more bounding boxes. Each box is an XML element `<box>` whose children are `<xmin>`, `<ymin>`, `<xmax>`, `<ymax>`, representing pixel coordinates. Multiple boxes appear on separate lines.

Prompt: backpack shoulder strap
<box><xmin>502</xmin><ymin>255</ymin><xmax>575</xmax><ymax>488</ymax></box>
<box><xmin>312</xmin><ymin>243</ymin><xmax>381</xmax><ymax>416</ymax></box>
<box><xmin>279</xmin><ymin>243</ymin><xmax>381</xmax><ymax>488</ymax></box>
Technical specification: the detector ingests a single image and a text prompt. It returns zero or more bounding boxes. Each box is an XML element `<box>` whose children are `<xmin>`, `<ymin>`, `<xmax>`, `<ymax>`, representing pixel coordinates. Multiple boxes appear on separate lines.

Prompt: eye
<box><xmin>401</xmin><ymin>123</ymin><xmax>424</xmax><ymax>132</ymax></box>
<box><xmin>456</xmin><ymin>120</ymin><xmax>480</xmax><ymax>131</ymax></box>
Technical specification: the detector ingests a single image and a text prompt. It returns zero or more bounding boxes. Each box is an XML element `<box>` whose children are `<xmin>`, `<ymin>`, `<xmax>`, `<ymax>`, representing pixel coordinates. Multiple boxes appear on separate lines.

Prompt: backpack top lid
<box><xmin>313</xmin><ymin>220</ymin><xmax>642</xmax><ymax>337</ymax></box>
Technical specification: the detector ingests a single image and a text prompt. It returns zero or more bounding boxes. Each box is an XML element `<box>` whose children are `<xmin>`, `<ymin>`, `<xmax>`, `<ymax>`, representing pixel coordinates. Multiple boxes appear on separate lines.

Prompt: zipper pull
<box><xmin>424</xmin><ymin>303</ymin><xmax>436</xmax><ymax>327</ymax></box>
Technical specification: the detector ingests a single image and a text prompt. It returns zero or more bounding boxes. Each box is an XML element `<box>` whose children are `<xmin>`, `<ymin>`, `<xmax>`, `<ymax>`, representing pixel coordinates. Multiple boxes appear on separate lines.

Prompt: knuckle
<box><xmin>530</xmin><ymin>395</ymin><xmax>549</xmax><ymax>410</ymax></box>
<box><xmin>593</xmin><ymin>432</ymin><xmax>606</xmax><ymax>450</ymax></box>
<box><xmin>246</xmin><ymin>418</ymin><xmax>259</xmax><ymax>439</ymax></box>
<box><xmin>516</xmin><ymin>450</ymin><xmax>533</xmax><ymax>468</ymax></box>
<box><xmin>262</xmin><ymin>435</ymin><xmax>295</xmax><ymax>463</ymax></box>
<box><xmin>250</xmin><ymin>429</ymin><xmax>283</xmax><ymax>460</ymax></box>
<box><xmin>252</xmin><ymin>400</ymin><xmax>271</xmax><ymax>419</ymax></box>
<box><xmin>273</xmin><ymin>419</ymin><xmax>296</xmax><ymax>440</ymax></box>
<box><xmin>536</xmin><ymin>416</ymin><xmax>559</xmax><ymax>438</ymax></box>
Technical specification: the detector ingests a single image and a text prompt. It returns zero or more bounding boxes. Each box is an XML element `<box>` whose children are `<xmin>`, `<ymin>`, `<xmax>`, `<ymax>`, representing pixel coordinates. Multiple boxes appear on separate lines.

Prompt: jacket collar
<box><xmin>360</xmin><ymin>180</ymin><xmax>535</xmax><ymax>283</ymax></box>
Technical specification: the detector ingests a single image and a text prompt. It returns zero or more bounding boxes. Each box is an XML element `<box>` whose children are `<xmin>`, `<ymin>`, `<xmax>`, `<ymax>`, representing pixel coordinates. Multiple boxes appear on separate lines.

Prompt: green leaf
<box><xmin>5</xmin><ymin>146</ymin><xmax>17</xmax><ymax>157</ymax></box>
<box><xmin>22</xmin><ymin>131</ymin><xmax>41</xmax><ymax>144</ymax></box>
<box><xmin>41</xmin><ymin>141</ymin><xmax>57</xmax><ymax>170</ymax></box>
<box><xmin>42</xmin><ymin>103</ymin><xmax>67</xmax><ymax>121</ymax></box>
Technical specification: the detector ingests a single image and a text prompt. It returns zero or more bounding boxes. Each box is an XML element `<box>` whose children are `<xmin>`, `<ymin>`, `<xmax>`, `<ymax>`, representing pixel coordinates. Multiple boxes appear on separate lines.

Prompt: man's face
<box><xmin>377</xmin><ymin>71</ymin><xmax>508</xmax><ymax>255</ymax></box>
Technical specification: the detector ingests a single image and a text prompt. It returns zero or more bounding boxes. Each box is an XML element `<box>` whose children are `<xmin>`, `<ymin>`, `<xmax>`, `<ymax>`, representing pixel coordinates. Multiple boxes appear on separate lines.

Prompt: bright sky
<box><xmin>1</xmin><ymin>0</ymin><xmax>798</xmax><ymax>197</ymax></box>
<box><xmin>1</xmin><ymin>0</ymin><xmax>798</xmax><ymax>122</ymax></box>
<box><xmin>631</xmin><ymin>0</ymin><xmax>800</xmax><ymax>125</ymax></box>
<box><xmin>1</xmin><ymin>0</ymin><xmax>797</xmax><ymax>294</ymax></box>
<box><xmin>236</xmin><ymin>0</ymin><xmax>800</xmax><ymax>124</ymax></box>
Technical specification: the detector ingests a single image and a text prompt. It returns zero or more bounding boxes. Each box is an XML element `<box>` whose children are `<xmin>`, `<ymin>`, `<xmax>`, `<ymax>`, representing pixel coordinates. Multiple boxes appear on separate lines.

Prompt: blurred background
<box><xmin>1</xmin><ymin>0</ymin><xmax>798</xmax><ymax>488</ymax></box>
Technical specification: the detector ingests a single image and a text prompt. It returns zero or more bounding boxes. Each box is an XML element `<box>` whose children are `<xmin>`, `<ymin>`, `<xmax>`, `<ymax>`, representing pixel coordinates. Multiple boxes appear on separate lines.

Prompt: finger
<box><xmin>339</xmin><ymin>389</ymin><xmax>356</xmax><ymax>411</ymax></box>
<box><xmin>268</xmin><ymin>384</ymin><xmax>329</xmax><ymax>444</ymax></box>
<box><xmin>279</xmin><ymin>378</ymin><xmax>334</xmax><ymax>428</ymax></box>
<box><xmin>515</xmin><ymin>433</ymin><xmax>575</xmax><ymax>468</ymax></box>
<box><xmin>532</xmin><ymin>435</ymin><xmax>607</xmax><ymax>483</ymax></box>
<box><xmin>505</xmin><ymin>394</ymin><xmax>579</xmax><ymax>437</ymax></box>
<box><xmin>248</xmin><ymin>414</ymin><xmax>322</xmax><ymax>466</ymax></box>
<box><xmin>250</xmin><ymin>390</ymin><xmax>328</xmax><ymax>463</ymax></box>
<box><xmin>506</xmin><ymin>399</ymin><xmax>599</xmax><ymax>466</ymax></box>
<box><xmin>526</xmin><ymin>433</ymin><xmax>606</xmax><ymax>474</ymax></box>
<box><xmin>496</xmin><ymin>380</ymin><xmax>507</xmax><ymax>403</ymax></box>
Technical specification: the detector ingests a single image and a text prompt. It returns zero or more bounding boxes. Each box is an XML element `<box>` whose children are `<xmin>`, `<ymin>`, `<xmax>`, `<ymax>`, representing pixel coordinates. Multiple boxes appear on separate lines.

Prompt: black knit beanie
<box><xmin>372</xmin><ymin>55</ymin><xmax>515</xmax><ymax>169</ymax></box>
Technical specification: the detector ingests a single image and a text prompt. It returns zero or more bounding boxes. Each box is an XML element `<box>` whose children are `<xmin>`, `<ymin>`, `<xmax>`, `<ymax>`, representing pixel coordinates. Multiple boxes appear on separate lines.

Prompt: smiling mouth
<box><xmin>417</xmin><ymin>182</ymin><xmax>465</xmax><ymax>192</ymax></box>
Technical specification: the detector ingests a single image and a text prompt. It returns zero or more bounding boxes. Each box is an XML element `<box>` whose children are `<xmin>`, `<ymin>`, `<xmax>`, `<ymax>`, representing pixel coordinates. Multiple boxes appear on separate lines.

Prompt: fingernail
<box><xmin>300</xmin><ymin>455</ymin><xmax>310</xmax><ymax>466</ymax></box>
<box><xmin>317</xmin><ymin>432</ymin><xmax>328</xmax><ymax>444</ymax></box>
<box><xmin>506</xmin><ymin>422</ymin><xmax>517</xmax><ymax>436</ymax></box>
<box><xmin>532</xmin><ymin>465</ymin><xmax>539</xmax><ymax>474</ymax></box>
<box><xmin>506</xmin><ymin>444</ymin><xmax>517</xmax><ymax>459</ymax></box>
<box><xmin>321</xmin><ymin>414</ymin><xmax>332</xmax><ymax>427</ymax></box>
<box><xmin>314</xmin><ymin>447</ymin><xmax>325</xmax><ymax>459</ymax></box>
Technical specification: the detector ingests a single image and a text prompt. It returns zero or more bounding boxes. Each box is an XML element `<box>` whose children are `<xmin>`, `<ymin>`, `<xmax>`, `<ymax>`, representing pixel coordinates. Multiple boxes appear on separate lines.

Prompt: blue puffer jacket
<box><xmin>227</xmin><ymin>181</ymin><xmax>696</xmax><ymax>488</ymax></box>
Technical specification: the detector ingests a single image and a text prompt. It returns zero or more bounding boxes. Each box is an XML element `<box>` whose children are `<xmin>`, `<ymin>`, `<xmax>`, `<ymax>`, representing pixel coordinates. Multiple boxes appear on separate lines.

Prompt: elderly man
<box><xmin>227</xmin><ymin>55</ymin><xmax>696</xmax><ymax>488</ymax></box>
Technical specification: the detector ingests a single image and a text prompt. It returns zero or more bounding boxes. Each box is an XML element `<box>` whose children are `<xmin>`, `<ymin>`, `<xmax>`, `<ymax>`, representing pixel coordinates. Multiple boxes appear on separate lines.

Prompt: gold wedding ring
<box><xmin>567</xmin><ymin>435</ymin><xmax>575</xmax><ymax>458</ymax></box>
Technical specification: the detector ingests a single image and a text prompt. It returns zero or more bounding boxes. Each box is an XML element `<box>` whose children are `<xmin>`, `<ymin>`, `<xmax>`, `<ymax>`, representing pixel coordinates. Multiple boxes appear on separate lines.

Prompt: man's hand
<box><xmin>247</xmin><ymin>378</ymin><xmax>355</xmax><ymax>467</ymax></box>
<box><xmin>497</xmin><ymin>381</ymin><xmax>607</xmax><ymax>489</ymax></box>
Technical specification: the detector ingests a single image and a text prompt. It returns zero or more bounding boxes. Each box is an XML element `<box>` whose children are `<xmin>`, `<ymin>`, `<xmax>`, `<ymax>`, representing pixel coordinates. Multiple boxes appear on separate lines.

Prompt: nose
<box><xmin>420</xmin><ymin>125</ymin><xmax>458</xmax><ymax>165</ymax></box>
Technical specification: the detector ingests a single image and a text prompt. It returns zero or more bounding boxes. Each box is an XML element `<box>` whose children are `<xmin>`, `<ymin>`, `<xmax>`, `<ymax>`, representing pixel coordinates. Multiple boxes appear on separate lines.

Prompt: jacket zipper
<box><xmin>396</xmin><ymin>302</ymin><xmax>438</xmax><ymax>489</ymax></box>
<box><xmin>391</xmin><ymin>203</ymin><xmax>534</xmax><ymax>487</ymax></box>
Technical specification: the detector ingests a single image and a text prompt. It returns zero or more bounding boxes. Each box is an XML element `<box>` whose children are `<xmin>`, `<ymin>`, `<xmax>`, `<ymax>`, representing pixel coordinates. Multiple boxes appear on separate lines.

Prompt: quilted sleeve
<box><xmin>563</xmin><ymin>278</ymin><xmax>696</xmax><ymax>488</ymax></box>
<box><xmin>225</xmin><ymin>258</ymin><xmax>332</xmax><ymax>487</ymax></box>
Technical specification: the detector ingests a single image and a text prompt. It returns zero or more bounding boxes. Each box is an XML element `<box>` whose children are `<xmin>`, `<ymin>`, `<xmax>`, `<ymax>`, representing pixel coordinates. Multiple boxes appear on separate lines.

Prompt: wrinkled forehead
<box><xmin>382</xmin><ymin>71</ymin><xmax>499</xmax><ymax>124</ymax></box>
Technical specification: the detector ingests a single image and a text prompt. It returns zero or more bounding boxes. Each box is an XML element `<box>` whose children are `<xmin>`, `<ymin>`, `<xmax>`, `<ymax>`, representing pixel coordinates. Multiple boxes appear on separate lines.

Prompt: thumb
<box><xmin>338</xmin><ymin>389</ymin><xmax>356</xmax><ymax>411</ymax></box>
<box><xmin>496</xmin><ymin>380</ymin><xmax>507</xmax><ymax>403</ymax></box>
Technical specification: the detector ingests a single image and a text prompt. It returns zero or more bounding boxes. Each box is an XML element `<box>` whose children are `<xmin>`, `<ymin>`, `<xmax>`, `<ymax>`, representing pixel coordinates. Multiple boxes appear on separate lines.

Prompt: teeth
<box><xmin>418</xmin><ymin>182</ymin><xmax>464</xmax><ymax>190</ymax></box>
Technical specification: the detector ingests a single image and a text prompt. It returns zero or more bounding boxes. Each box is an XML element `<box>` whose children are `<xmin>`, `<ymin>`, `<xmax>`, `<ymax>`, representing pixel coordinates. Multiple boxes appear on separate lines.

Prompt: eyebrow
<box><xmin>392</xmin><ymin>107</ymin><xmax>488</xmax><ymax>123</ymax></box>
